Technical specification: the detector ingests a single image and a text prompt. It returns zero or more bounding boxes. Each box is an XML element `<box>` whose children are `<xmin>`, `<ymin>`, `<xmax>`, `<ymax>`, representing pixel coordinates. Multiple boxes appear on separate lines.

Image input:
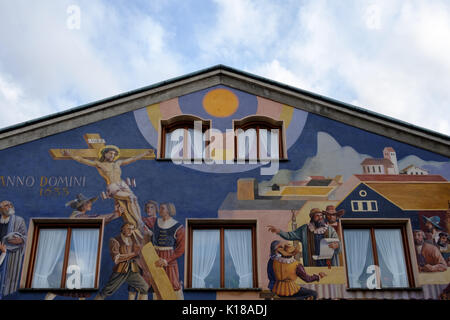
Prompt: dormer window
<box><xmin>233</xmin><ymin>116</ymin><xmax>286</xmax><ymax>161</ymax></box>
<box><xmin>159</xmin><ymin>115</ymin><xmax>210</xmax><ymax>160</ymax></box>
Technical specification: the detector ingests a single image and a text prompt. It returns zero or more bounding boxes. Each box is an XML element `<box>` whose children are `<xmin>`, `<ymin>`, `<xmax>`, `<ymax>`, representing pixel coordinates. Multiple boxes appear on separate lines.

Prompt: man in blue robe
<box><xmin>0</xmin><ymin>200</ymin><xmax>27</xmax><ymax>298</ymax></box>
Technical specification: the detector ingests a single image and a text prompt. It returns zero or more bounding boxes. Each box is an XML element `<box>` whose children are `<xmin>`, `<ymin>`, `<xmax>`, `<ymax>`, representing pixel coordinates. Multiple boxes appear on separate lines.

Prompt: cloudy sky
<box><xmin>0</xmin><ymin>0</ymin><xmax>449</xmax><ymax>136</ymax></box>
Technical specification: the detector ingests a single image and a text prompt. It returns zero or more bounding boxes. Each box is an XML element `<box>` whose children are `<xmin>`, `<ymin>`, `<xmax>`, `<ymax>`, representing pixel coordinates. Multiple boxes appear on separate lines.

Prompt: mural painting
<box><xmin>0</xmin><ymin>84</ymin><xmax>449</xmax><ymax>300</ymax></box>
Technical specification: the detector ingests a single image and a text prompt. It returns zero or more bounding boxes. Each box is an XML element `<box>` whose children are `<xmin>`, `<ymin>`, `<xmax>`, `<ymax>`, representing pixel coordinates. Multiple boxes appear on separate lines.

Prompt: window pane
<box><xmin>343</xmin><ymin>229</ymin><xmax>374</xmax><ymax>288</ymax></box>
<box><xmin>237</xmin><ymin>128</ymin><xmax>257</xmax><ymax>160</ymax></box>
<box><xmin>192</xmin><ymin>229</ymin><xmax>220</xmax><ymax>288</ymax></box>
<box><xmin>224</xmin><ymin>229</ymin><xmax>253</xmax><ymax>288</ymax></box>
<box><xmin>259</xmin><ymin>129</ymin><xmax>279</xmax><ymax>160</ymax></box>
<box><xmin>32</xmin><ymin>229</ymin><xmax>67</xmax><ymax>289</ymax></box>
<box><xmin>374</xmin><ymin>229</ymin><xmax>409</xmax><ymax>288</ymax></box>
<box><xmin>188</xmin><ymin>128</ymin><xmax>204</xmax><ymax>159</ymax></box>
<box><xmin>165</xmin><ymin>128</ymin><xmax>184</xmax><ymax>159</ymax></box>
<box><xmin>66</xmin><ymin>228</ymin><xmax>100</xmax><ymax>289</ymax></box>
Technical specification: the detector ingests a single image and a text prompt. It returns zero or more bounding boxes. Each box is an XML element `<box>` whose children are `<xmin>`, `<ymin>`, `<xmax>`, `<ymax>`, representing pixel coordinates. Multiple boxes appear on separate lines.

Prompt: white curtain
<box><xmin>374</xmin><ymin>229</ymin><xmax>409</xmax><ymax>288</ymax></box>
<box><xmin>192</xmin><ymin>230</ymin><xmax>220</xmax><ymax>288</ymax></box>
<box><xmin>70</xmin><ymin>229</ymin><xmax>100</xmax><ymax>288</ymax></box>
<box><xmin>32</xmin><ymin>229</ymin><xmax>67</xmax><ymax>288</ymax></box>
<box><xmin>237</xmin><ymin>128</ymin><xmax>257</xmax><ymax>161</ymax></box>
<box><xmin>188</xmin><ymin>128</ymin><xmax>204</xmax><ymax>160</ymax></box>
<box><xmin>259</xmin><ymin>129</ymin><xmax>279</xmax><ymax>160</ymax></box>
<box><xmin>165</xmin><ymin>128</ymin><xmax>185</xmax><ymax>159</ymax></box>
<box><xmin>225</xmin><ymin>229</ymin><xmax>253</xmax><ymax>288</ymax></box>
<box><xmin>344</xmin><ymin>229</ymin><xmax>371</xmax><ymax>288</ymax></box>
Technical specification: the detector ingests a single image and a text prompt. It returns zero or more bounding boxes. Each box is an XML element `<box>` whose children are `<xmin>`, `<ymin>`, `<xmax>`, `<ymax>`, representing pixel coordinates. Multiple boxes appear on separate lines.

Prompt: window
<box><xmin>341</xmin><ymin>220</ymin><xmax>415</xmax><ymax>289</ymax></box>
<box><xmin>22</xmin><ymin>219</ymin><xmax>104</xmax><ymax>290</ymax></box>
<box><xmin>351</xmin><ymin>200</ymin><xmax>378</xmax><ymax>212</ymax></box>
<box><xmin>186</xmin><ymin>220</ymin><xmax>258</xmax><ymax>289</ymax></box>
<box><xmin>160</xmin><ymin>115</ymin><xmax>211</xmax><ymax>160</ymax></box>
<box><xmin>234</xmin><ymin>116</ymin><xmax>285</xmax><ymax>161</ymax></box>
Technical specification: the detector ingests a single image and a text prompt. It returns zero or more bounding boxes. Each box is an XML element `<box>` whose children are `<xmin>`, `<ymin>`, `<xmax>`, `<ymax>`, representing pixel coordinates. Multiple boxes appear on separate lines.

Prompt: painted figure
<box><xmin>0</xmin><ymin>200</ymin><xmax>27</xmax><ymax>298</ymax></box>
<box><xmin>63</xmin><ymin>146</ymin><xmax>152</xmax><ymax>239</ymax></box>
<box><xmin>66</xmin><ymin>193</ymin><xmax>121</xmax><ymax>222</ymax></box>
<box><xmin>323</xmin><ymin>205</ymin><xmax>345</xmax><ymax>239</ymax></box>
<box><xmin>152</xmin><ymin>203</ymin><xmax>185</xmax><ymax>300</ymax></box>
<box><xmin>422</xmin><ymin>216</ymin><xmax>443</xmax><ymax>245</ymax></box>
<box><xmin>95</xmin><ymin>223</ymin><xmax>149</xmax><ymax>300</ymax></box>
<box><xmin>437</xmin><ymin>232</ymin><xmax>450</xmax><ymax>264</ymax></box>
<box><xmin>267</xmin><ymin>240</ymin><xmax>280</xmax><ymax>291</ymax></box>
<box><xmin>143</xmin><ymin>200</ymin><xmax>158</xmax><ymax>230</ymax></box>
<box><xmin>270</xmin><ymin>242</ymin><xmax>326</xmax><ymax>300</ymax></box>
<box><xmin>414</xmin><ymin>230</ymin><xmax>447</xmax><ymax>272</ymax></box>
<box><xmin>267</xmin><ymin>208</ymin><xmax>340</xmax><ymax>267</ymax></box>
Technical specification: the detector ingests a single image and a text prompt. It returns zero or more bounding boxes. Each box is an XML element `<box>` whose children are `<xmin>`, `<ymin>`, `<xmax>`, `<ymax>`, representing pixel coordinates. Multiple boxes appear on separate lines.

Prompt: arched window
<box><xmin>233</xmin><ymin>116</ymin><xmax>286</xmax><ymax>161</ymax></box>
<box><xmin>160</xmin><ymin>115</ymin><xmax>210</xmax><ymax>160</ymax></box>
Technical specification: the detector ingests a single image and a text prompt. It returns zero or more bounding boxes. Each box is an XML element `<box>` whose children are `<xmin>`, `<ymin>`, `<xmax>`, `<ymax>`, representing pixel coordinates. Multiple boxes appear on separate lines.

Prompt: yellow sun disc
<box><xmin>202</xmin><ymin>88</ymin><xmax>239</xmax><ymax>118</ymax></box>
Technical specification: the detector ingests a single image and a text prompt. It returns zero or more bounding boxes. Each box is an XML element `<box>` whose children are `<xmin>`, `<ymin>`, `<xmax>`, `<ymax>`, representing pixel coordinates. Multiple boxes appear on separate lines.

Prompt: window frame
<box><xmin>159</xmin><ymin>115</ymin><xmax>211</xmax><ymax>160</ymax></box>
<box><xmin>20</xmin><ymin>218</ymin><xmax>105</xmax><ymax>291</ymax></box>
<box><xmin>185</xmin><ymin>219</ymin><xmax>259</xmax><ymax>290</ymax></box>
<box><xmin>340</xmin><ymin>218</ymin><xmax>418</xmax><ymax>291</ymax></box>
<box><xmin>233</xmin><ymin>116</ymin><xmax>286</xmax><ymax>162</ymax></box>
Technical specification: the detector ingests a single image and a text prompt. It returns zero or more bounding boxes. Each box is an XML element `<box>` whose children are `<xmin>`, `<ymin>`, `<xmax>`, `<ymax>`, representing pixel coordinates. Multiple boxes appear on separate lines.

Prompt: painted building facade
<box><xmin>0</xmin><ymin>66</ymin><xmax>449</xmax><ymax>300</ymax></box>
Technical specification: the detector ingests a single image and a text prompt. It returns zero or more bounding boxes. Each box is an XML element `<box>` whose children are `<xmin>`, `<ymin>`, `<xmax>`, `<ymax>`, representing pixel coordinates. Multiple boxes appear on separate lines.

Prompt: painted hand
<box><xmin>155</xmin><ymin>258</ymin><xmax>168</xmax><ymax>267</ymax></box>
<box><xmin>328</xmin><ymin>242</ymin><xmax>339</xmax><ymax>250</ymax></box>
<box><xmin>267</xmin><ymin>225</ymin><xmax>280</xmax><ymax>234</ymax></box>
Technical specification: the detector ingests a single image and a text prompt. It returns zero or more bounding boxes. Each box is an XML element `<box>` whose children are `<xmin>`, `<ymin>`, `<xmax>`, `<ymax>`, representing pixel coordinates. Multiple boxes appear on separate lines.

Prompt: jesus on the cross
<box><xmin>63</xmin><ymin>145</ymin><xmax>152</xmax><ymax>239</ymax></box>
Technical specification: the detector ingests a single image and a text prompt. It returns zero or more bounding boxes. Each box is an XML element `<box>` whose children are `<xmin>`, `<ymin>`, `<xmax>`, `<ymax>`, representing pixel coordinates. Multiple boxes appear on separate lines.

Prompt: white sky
<box><xmin>0</xmin><ymin>0</ymin><xmax>449</xmax><ymax>136</ymax></box>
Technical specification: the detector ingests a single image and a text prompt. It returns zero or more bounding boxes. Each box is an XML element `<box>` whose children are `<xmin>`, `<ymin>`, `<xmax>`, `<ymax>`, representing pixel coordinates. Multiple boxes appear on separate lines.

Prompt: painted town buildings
<box><xmin>0</xmin><ymin>66</ymin><xmax>449</xmax><ymax>300</ymax></box>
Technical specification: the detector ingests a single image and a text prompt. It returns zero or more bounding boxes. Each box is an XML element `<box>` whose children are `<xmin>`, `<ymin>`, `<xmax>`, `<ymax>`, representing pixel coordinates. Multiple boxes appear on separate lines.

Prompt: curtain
<box><xmin>374</xmin><ymin>229</ymin><xmax>409</xmax><ymax>288</ymax></box>
<box><xmin>70</xmin><ymin>228</ymin><xmax>100</xmax><ymax>288</ymax></box>
<box><xmin>344</xmin><ymin>229</ymin><xmax>371</xmax><ymax>288</ymax></box>
<box><xmin>165</xmin><ymin>128</ymin><xmax>185</xmax><ymax>159</ymax></box>
<box><xmin>32</xmin><ymin>229</ymin><xmax>67</xmax><ymax>288</ymax></box>
<box><xmin>188</xmin><ymin>128</ymin><xmax>204</xmax><ymax>160</ymax></box>
<box><xmin>225</xmin><ymin>229</ymin><xmax>253</xmax><ymax>288</ymax></box>
<box><xmin>237</xmin><ymin>128</ymin><xmax>257</xmax><ymax>161</ymax></box>
<box><xmin>192</xmin><ymin>230</ymin><xmax>220</xmax><ymax>288</ymax></box>
<box><xmin>259</xmin><ymin>129</ymin><xmax>279</xmax><ymax>160</ymax></box>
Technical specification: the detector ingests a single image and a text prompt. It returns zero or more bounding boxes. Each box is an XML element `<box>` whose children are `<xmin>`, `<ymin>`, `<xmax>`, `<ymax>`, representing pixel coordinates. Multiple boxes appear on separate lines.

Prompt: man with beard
<box><xmin>436</xmin><ymin>232</ymin><xmax>450</xmax><ymax>265</ymax></box>
<box><xmin>422</xmin><ymin>216</ymin><xmax>443</xmax><ymax>245</ymax></box>
<box><xmin>413</xmin><ymin>230</ymin><xmax>447</xmax><ymax>272</ymax></box>
<box><xmin>267</xmin><ymin>208</ymin><xmax>340</xmax><ymax>267</ymax></box>
<box><xmin>0</xmin><ymin>200</ymin><xmax>27</xmax><ymax>298</ymax></box>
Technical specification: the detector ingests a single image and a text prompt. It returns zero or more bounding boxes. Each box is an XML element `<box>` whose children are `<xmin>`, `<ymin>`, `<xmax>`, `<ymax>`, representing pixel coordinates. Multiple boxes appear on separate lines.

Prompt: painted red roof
<box><xmin>361</xmin><ymin>158</ymin><xmax>393</xmax><ymax>166</ymax></box>
<box><xmin>354</xmin><ymin>174</ymin><xmax>447</xmax><ymax>182</ymax></box>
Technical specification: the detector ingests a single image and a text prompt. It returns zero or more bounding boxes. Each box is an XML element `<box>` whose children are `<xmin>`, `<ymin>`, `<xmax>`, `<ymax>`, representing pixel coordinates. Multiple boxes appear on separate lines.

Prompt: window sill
<box><xmin>346</xmin><ymin>287</ymin><xmax>422</xmax><ymax>292</ymax></box>
<box><xmin>20</xmin><ymin>288</ymin><xmax>99</xmax><ymax>292</ymax></box>
<box><xmin>184</xmin><ymin>288</ymin><xmax>262</xmax><ymax>292</ymax></box>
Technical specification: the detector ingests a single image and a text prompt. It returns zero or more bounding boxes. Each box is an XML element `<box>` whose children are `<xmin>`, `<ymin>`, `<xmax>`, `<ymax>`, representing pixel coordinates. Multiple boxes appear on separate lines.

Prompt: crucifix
<box><xmin>49</xmin><ymin>133</ymin><xmax>177</xmax><ymax>300</ymax></box>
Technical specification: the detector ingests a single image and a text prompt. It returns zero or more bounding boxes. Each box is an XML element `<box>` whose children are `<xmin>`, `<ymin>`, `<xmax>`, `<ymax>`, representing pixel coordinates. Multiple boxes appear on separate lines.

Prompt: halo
<box><xmin>98</xmin><ymin>145</ymin><xmax>121</xmax><ymax>161</ymax></box>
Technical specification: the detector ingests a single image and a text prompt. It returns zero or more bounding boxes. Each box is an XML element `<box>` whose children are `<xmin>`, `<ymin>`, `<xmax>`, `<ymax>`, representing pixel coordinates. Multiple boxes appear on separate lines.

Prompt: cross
<box><xmin>49</xmin><ymin>133</ymin><xmax>155</xmax><ymax>160</ymax></box>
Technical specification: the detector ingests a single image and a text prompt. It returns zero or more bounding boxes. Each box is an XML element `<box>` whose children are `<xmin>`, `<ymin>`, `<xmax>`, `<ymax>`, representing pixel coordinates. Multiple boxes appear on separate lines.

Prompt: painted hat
<box><xmin>309</xmin><ymin>208</ymin><xmax>323</xmax><ymax>219</ymax></box>
<box><xmin>65</xmin><ymin>193</ymin><xmax>98</xmax><ymax>210</ymax></box>
<box><xmin>439</xmin><ymin>232</ymin><xmax>449</xmax><ymax>239</ymax></box>
<box><xmin>322</xmin><ymin>205</ymin><xmax>345</xmax><ymax>217</ymax></box>
<box><xmin>422</xmin><ymin>216</ymin><xmax>442</xmax><ymax>230</ymax></box>
<box><xmin>277</xmin><ymin>242</ymin><xmax>301</xmax><ymax>257</ymax></box>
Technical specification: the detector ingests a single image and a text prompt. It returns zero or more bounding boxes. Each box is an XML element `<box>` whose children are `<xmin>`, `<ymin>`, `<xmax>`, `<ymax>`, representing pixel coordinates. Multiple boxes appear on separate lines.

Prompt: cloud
<box><xmin>0</xmin><ymin>0</ymin><xmax>449</xmax><ymax>139</ymax></box>
<box><xmin>0</xmin><ymin>0</ymin><xmax>183</xmax><ymax>129</ymax></box>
